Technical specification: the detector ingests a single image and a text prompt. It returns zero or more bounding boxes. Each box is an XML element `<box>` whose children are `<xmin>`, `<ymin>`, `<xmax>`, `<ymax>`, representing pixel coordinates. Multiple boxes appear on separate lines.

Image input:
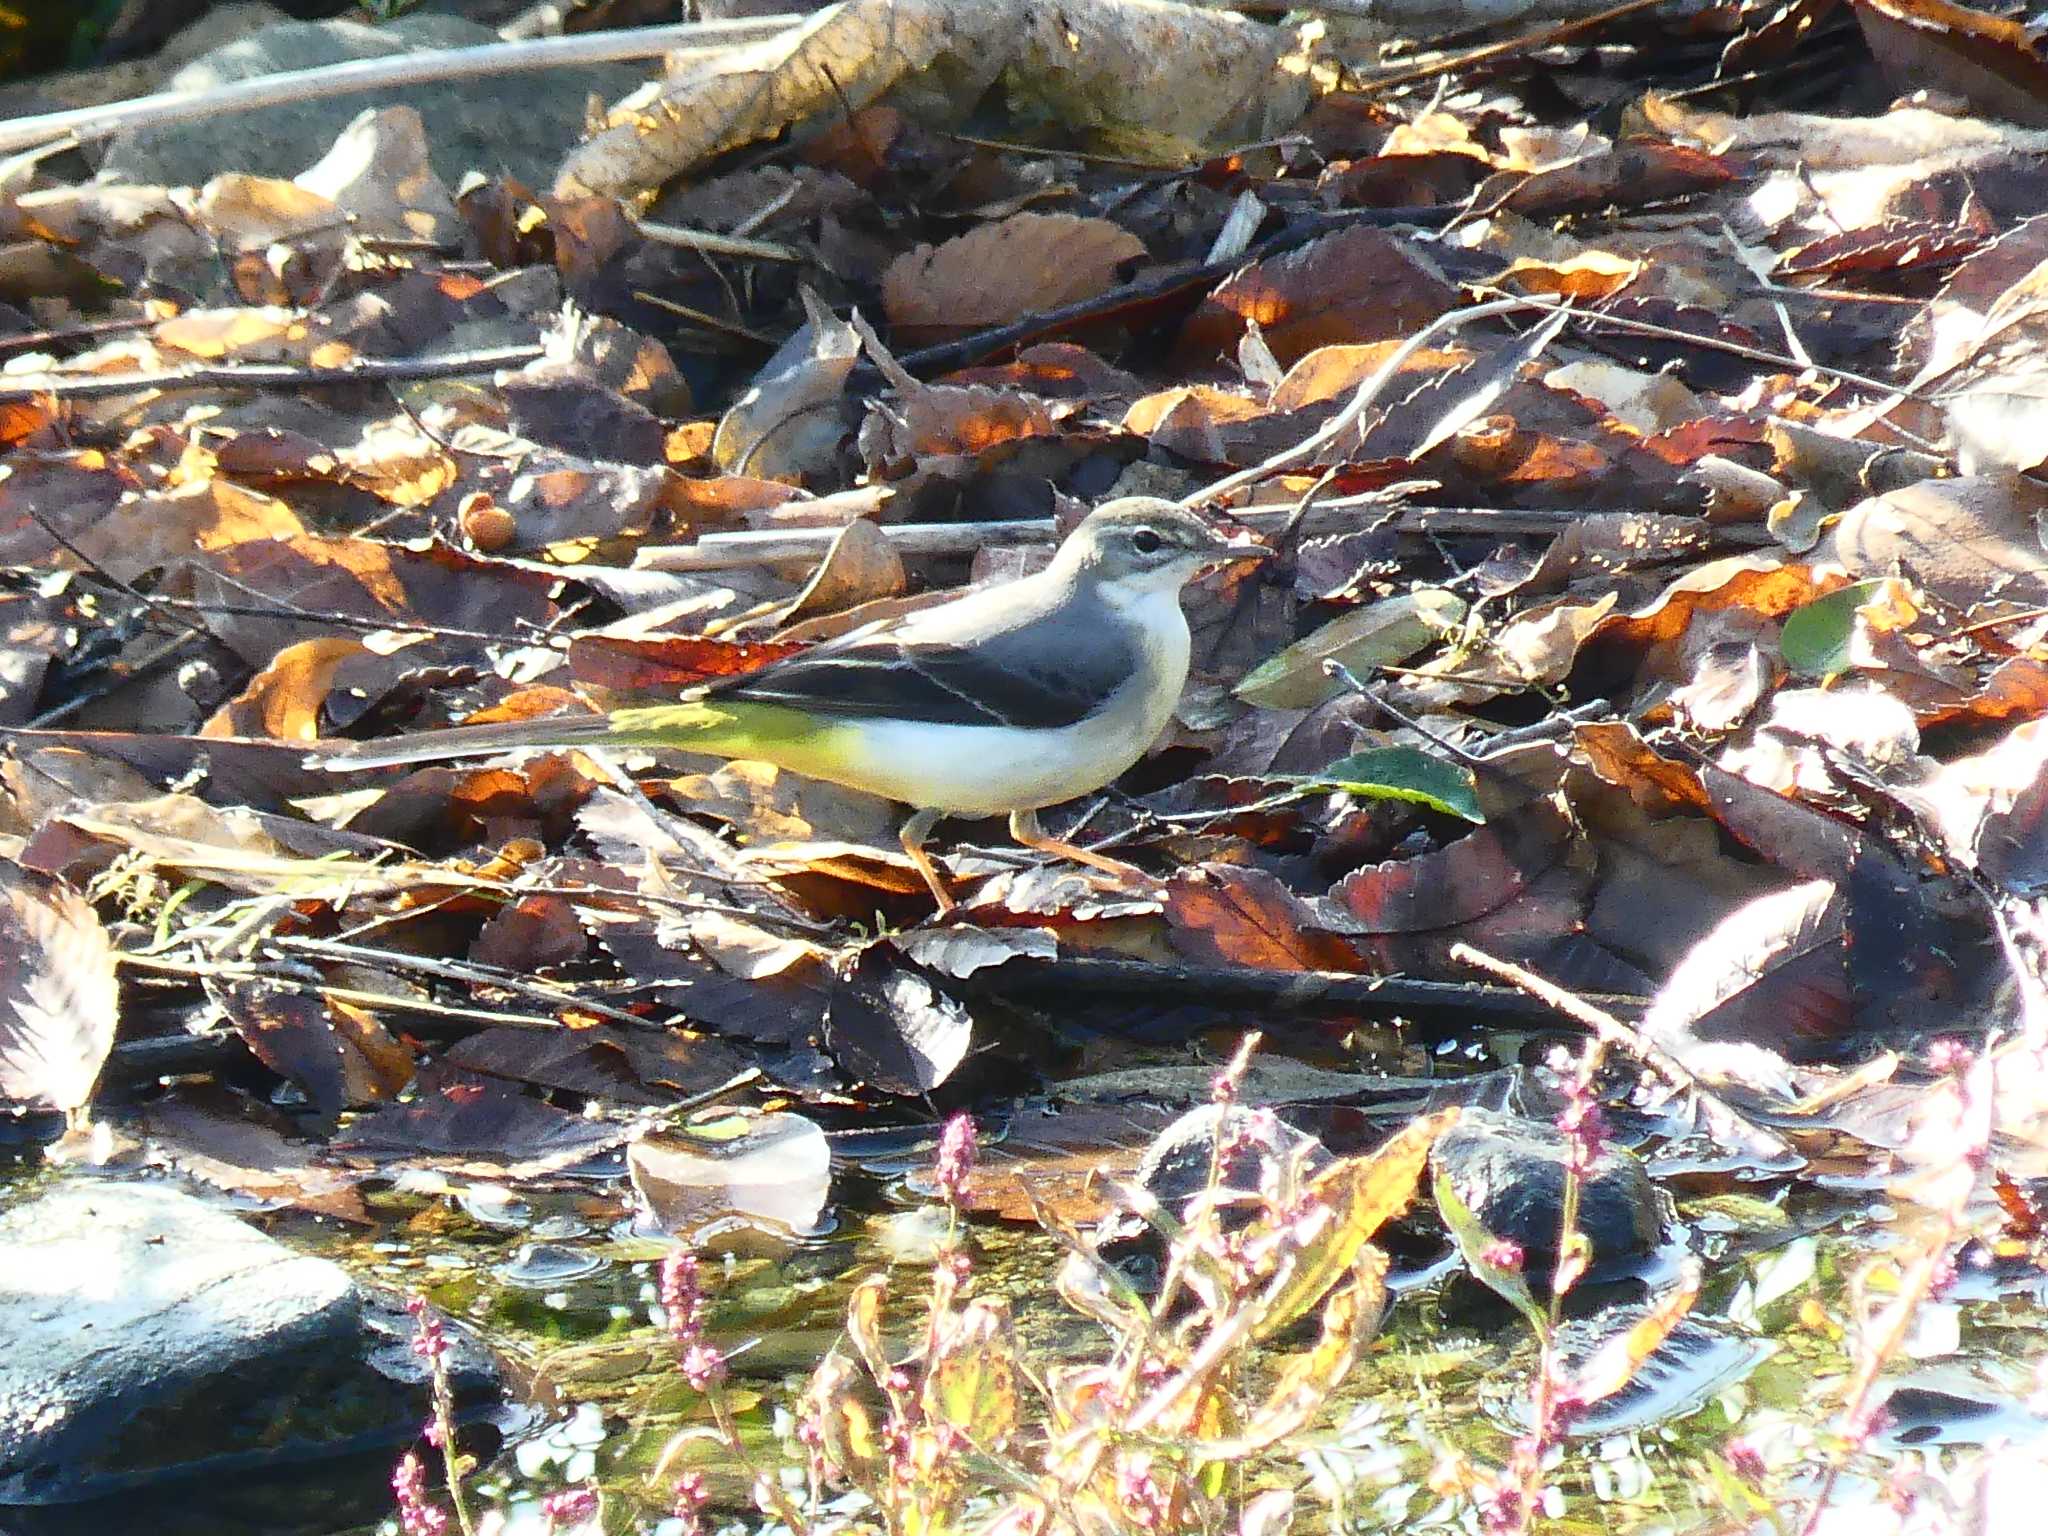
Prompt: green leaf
<box><xmin>1780</xmin><ymin>580</ymin><xmax>1888</xmax><ymax>679</ymax></box>
<box><xmin>1235</xmin><ymin>589</ymin><xmax>1467</xmax><ymax>709</ymax></box>
<box><xmin>1292</xmin><ymin>746</ymin><xmax>1483</xmax><ymax>823</ymax></box>
<box><xmin>1433</xmin><ymin>1163</ymin><xmax>1548</xmax><ymax>1335</ymax></box>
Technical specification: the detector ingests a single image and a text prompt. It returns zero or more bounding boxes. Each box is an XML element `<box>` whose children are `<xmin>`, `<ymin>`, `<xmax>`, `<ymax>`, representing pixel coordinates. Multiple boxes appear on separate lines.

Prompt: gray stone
<box><xmin>0</xmin><ymin>1177</ymin><xmax>490</xmax><ymax>1504</ymax></box>
<box><xmin>1431</xmin><ymin>1106</ymin><xmax>1672</xmax><ymax>1290</ymax></box>
<box><xmin>100</xmin><ymin>15</ymin><xmax>643</xmax><ymax>191</ymax></box>
<box><xmin>1092</xmin><ymin>1105</ymin><xmax>1333</xmax><ymax>1295</ymax></box>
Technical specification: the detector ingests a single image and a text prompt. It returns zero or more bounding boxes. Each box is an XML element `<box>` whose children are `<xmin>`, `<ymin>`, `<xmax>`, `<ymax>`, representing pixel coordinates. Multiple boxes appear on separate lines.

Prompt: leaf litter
<box><xmin>11</xmin><ymin>0</ymin><xmax>2048</xmax><ymax>1525</ymax></box>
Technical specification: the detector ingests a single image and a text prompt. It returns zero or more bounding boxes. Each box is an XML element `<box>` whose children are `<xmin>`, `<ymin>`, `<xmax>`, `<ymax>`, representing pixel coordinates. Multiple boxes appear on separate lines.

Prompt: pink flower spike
<box><xmin>682</xmin><ymin>1341</ymin><xmax>728</xmax><ymax>1391</ymax></box>
<box><xmin>392</xmin><ymin>1451</ymin><xmax>449</xmax><ymax>1536</ymax></box>
<box><xmin>673</xmin><ymin>1469</ymin><xmax>710</xmax><ymax>1536</ymax></box>
<box><xmin>1724</xmin><ymin>1436</ymin><xmax>1767</xmax><ymax>1486</ymax></box>
<box><xmin>405</xmin><ymin>1295</ymin><xmax>449</xmax><ymax>1367</ymax></box>
<box><xmin>1479</xmin><ymin>1238</ymin><xmax>1526</xmax><ymax>1273</ymax></box>
<box><xmin>934</xmin><ymin>1113</ymin><xmax>976</xmax><ymax>1205</ymax></box>
<box><xmin>660</xmin><ymin>1248</ymin><xmax>705</xmax><ymax>1349</ymax></box>
<box><xmin>541</xmin><ymin>1486</ymin><xmax>599</xmax><ymax>1532</ymax></box>
<box><xmin>1926</xmin><ymin>1037</ymin><xmax>1974</xmax><ymax>1075</ymax></box>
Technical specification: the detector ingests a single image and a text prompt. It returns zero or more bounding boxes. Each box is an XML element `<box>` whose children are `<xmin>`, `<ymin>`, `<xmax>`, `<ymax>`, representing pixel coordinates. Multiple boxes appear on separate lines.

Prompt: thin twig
<box><xmin>632</xmin><ymin>218</ymin><xmax>805</xmax><ymax>264</ymax></box>
<box><xmin>267</xmin><ymin>934</ymin><xmax>655</xmax><ymax>1031</ymax></box>
<box><xmin>0</xmin><ymin>17</ymin><xmax>805</xmax><ymax>155</ymax></box>
<box><xmin>1349</xmin><ymin>0</ymin><xmax>1674</xmax><ymax>98</ymax></box>
<box><xmin>1449</xmin><ymin>941</ymin><xmax>1696</xmax><ymax>1089</ymax></box>
<box><xmin>1190</xmin><ymin>296</ymin><xmax>1546</xmax><ymax>506</ymax></box>
<box><xmin>0</xmin><ymin>345</ymin><xmax>545</xmax><ymax>405</ymax></box>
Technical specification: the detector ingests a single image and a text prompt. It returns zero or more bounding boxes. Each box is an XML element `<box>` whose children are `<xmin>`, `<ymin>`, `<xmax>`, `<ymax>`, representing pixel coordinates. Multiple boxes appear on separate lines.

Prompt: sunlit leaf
<box><xmin>1779</xmin><ymin>578</ymin><xmax>1891</xmax><ymax>678</ymax></box>
<box><xmin>1564</xmin><ymin>1260</ymin><xmax>1701</xmax><ymax>1407</ymax></box>
<box><xmin>1189</xmin><ymin>1248</ymin><xmax>1387</xmax><ymax>1457</ymax></box>
<box><xmin>1434</xmin><ymin>1160</ymin><xmax>1547</xmax><ymax>1332</ymax></box>
<box><xmin>803</xmin><ymin>1347</ymin><xmax>886</xmax><ymax>1483</ymax></box>
<box><xmin>924</xmin><ymin>1298</ymin><xmax>1022</xmax><ymax>1450</ymax></box>
<box><xmin>843</xmin><ymin>1274</ymin><xmax>895</xmax><ymax>1410</ymax></box>
<box><xmin>1293</xmin><ymin>746</ymin><xmax>1483</xmax><ymax>823</ymax></box>
<box><xmin>0</xmin><ymin>868</ymin><xmax>118</xmax><ymax>1120</ymax></box>
<box><xmin>1251</xmin><ymin>1109</ymin><xmax>1452</xmax><ymax>1338</ymax></box>
<box><xmin>1234</xmin><ymin>589</ymin><xmax>1466</xmax><ymax>709</ymax></box>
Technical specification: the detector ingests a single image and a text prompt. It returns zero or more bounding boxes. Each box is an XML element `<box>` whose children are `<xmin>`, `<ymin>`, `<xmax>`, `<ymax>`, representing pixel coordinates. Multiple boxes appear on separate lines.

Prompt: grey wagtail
<box><xmin>318</xmin><ymin>497</ymin><xmax>1272</xmax><ymax>908</ymax></box>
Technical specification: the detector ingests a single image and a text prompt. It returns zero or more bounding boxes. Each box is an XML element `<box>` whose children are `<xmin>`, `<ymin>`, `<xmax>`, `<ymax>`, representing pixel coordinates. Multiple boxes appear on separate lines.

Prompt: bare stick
<box><xmin>1188</xmin><ymin>296</ymin><xmax>1544</xmax><ymax>506</ymax></box>
<box><xmin>1450</xmin><ymin>941</ymin><xmax>1697</xmax><ymax>1089</ymax></box>
<box><xmin>0</xmin><ymin>17</ymin><xmax>804</xmax><ymax>155</ymax></box>
<box><xmin>0</xmin><ymin>344</ymin><xmax>543</xmax><ymax>405</ymax></box>
<box><xmin>632</xmin><ymin>503</ymin><xmax>1768</xmax><ymax>571</ymax></box>
<box><xmin>1349</xmin><ymin>0</ymin><xmax>1674</xmax><ymax>98</ymax></box>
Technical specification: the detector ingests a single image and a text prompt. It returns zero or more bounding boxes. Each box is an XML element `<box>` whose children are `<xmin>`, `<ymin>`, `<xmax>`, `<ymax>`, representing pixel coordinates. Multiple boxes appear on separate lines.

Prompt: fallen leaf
<box><xmin>0</xmin><ymin>867</ymin><xmax>118</xmax><ymax>1118</ymax></box>
<box><xmin>883</xmin><ymin>212</ymin><xmax>1146</xmax><ymax>343</ymax></box>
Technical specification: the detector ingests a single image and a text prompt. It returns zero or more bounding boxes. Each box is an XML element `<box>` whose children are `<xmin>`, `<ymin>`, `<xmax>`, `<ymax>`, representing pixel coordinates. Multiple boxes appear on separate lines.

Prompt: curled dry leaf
<box><xmin>0</xmin><ymin>867</ymin><xmax>119</xmax><ymax>1119</ymax></box>
<box><xmin>713</xmin><ymin>287</ymin><xmax>861</xmax><ymax>480</ymax></box>
<box><xmin>557</xmin><ymin>0</ymin><xmax>972</xmax><ymax>199</ymax></box>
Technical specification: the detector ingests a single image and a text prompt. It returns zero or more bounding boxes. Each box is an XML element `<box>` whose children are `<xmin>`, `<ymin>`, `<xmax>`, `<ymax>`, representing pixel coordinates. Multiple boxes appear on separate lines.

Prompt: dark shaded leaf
<box><xmin>823</xmin><ymin>948</ymin><xmax>973</xmax><ymax>1094</ymax></box>
<box><xmin>332</xmin><ymin>1069</ymin><xmax>632</xmax><ymax>1176</ymax></box>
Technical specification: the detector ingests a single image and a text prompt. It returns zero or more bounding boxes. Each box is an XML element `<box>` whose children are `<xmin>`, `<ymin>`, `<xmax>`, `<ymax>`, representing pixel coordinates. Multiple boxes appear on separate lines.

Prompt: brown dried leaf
<box><xmin>555</xmin><ymin>0</ymin><xmax>965</xmax><ymax>200</ymax></box>
<box><xmin>1817</xmin><ymin>475</ymin><xmax>2048</xmax><ymax>605</ymax></box>
<box><xmin>202</xmin><ymin>636</ymin><xmax>367</xmax><ymax>742</ymax></box>
<box><xmin>1164</xmin><ymin>865</ymin><xmax>1361</xmax><ymax>972</ymax></box>
<box><xmin>1176</xmin><ymin>225</ymin><xmax>1459</xmax><ymax>368</ymax></box>
<box><xmin>1852</xmin><ymin>0</ymin><xmax>2048</xmax><ymax>128</ymax></box>
<box><xmin>881</xmin><ymin>212</ymin><xmax>1146</xmax><ymax>343</ymax></box>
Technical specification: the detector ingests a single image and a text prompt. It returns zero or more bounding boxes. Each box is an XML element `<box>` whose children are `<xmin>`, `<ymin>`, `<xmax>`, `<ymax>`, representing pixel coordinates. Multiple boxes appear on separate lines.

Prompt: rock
<box><xmin>0</xmin><ymin>1177</ymin><xmax>495</xmax><ymax>1504</ymax></box>
<box><xmin>1480</xmin><ymin>1310</ymin><xmax>1769</xmax><ymax>1437</ymax></box>
<box><xmin>1131</xmin><ymin>1102</ymin><xmax>1332</xmax><ymax>1219</ymax></box>
<box><xmin>1092</xmin><ymin>1104</ymin><xmax>1332</xmax><ymax>1293</ymax></box>
<box><xmin>1430</xmin><ymin>1106</ymin><xmax>1671</xmax><ymax>1290</ymax></box>
<box><xmin>295</xmin><ymin>105</ymin><xmax>465</xmax><ymax>248</ymax></box>
<box><xmin>99</xmin><ymin>15</ymin><xmax>644</xmax><ymax>191</ymax></box>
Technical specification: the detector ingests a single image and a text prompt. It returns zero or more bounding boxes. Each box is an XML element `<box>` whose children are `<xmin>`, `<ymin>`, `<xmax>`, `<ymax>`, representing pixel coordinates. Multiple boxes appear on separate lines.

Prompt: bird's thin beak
<box><xmin>1205</xmin><ymin>532</ymin><xmax>1274</xmax><ymax>566</ymax></box>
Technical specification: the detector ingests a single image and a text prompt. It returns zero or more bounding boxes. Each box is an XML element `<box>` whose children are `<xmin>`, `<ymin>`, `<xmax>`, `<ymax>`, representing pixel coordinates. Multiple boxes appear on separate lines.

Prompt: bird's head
<box><xmin>1053</xmin><ymin>497</ymin><xmax>1271</xmax><ymax>600</ymax></box>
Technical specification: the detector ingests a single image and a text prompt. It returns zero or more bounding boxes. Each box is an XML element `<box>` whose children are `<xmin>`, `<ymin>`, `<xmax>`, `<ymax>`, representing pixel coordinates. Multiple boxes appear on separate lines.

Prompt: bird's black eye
<box><xmin>1131</xmin><ymin>528</ymin><xmax>1164</xmax><ymax>555</ymax></box>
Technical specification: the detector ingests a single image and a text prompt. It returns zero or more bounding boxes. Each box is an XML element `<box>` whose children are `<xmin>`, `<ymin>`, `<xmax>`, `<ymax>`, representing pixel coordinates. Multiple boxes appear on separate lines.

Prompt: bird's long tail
<box><xmin>310</xmin><ymin>702</ymin><xmax>748</xmax><ymax>771</ymax></box>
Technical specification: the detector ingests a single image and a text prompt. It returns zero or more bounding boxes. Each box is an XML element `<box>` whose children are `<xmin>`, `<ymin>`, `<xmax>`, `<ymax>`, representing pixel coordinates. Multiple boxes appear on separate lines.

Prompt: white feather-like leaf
<box><xmin>0</xmin><ymin>870</ymin><xmax>119</xmax><ymax>1115</ymax></box>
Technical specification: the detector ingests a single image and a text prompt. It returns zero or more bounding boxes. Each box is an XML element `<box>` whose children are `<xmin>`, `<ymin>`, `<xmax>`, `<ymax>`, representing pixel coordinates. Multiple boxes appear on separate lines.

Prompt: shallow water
<box><xmin>6</xmin><ymin>1090</ymin><xmax>2047</xmax><ymax>1536</ymax></box>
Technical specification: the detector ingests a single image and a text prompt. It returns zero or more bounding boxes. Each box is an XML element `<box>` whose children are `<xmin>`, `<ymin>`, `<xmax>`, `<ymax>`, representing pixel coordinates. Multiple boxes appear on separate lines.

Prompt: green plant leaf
<box><xmin>1433</xmin><ymin>1163</ymin><xmax>1548</xmax><ymax>1335</ymax></box>
<box><xmin>1292</xmin><ymin>746</ymin><xmax>1484</xmax><ymax>823</ymax></box>
<box><xmin>1780</xmin><ymin>579</ymin><xmax>1888</xmax><ymax>679</ymax></box>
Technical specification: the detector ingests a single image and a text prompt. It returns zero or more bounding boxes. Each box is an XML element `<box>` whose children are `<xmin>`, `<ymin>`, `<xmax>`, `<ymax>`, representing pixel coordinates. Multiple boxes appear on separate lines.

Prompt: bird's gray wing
<box><xmin>707</xmin><ymin>595</ymin><xmax>1137</xmax><ymax>730</ymax></box>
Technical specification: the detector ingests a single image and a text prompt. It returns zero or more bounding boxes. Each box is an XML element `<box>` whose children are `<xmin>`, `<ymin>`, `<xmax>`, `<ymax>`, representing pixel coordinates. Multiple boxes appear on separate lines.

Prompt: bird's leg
<box><xmin>899</xmin><ymin>807</ymin><xmax>956</xmax><ymax>912</ymax></box>
<box><xmin>1009</xmin><ymin>807</ymin><xmax>1161</xmax><ymax>890</ymax></box>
